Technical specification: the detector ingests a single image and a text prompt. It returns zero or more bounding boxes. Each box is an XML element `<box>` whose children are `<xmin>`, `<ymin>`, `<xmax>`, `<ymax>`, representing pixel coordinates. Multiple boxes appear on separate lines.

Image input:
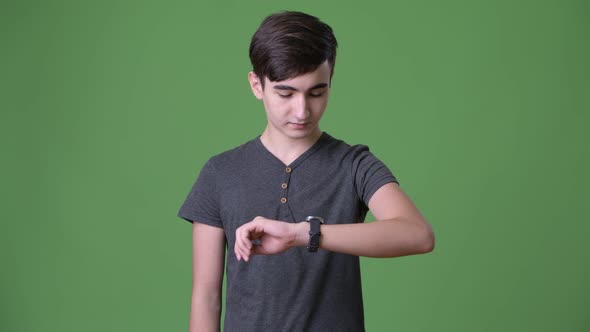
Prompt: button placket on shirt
<box><xmin>280</xmin><ymin>166</ymin><xmax>292</xmax><ymax>207</ymax></box>
<box><xmin>279</xmin><ymin>167</ymin><xmax>293</xmax><ymax>220</ymax></box>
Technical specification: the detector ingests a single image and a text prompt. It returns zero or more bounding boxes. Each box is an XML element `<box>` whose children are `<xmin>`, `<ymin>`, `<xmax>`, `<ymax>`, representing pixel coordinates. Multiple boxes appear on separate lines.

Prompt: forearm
<box><xmin>189</xmin><ymin>286</ymin><xmax>221</xmax><ymax>332</ymax></box>
<box><xmin>294</xmin><ymin>218</ymin><xmax>435</xmax><ymax>258</ymax></box>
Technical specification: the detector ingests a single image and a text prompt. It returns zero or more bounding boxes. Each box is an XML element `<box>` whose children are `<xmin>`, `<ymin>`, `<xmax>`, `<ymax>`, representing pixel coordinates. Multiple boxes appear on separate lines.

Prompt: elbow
<box><xmin>418</xmin><ymin>224</ymin><xmax>435</xmax><ymax>254</ymax></box>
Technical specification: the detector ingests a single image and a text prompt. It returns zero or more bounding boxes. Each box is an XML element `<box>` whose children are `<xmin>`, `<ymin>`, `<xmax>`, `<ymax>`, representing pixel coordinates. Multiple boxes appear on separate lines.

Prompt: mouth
<box><xmin>289</xmin><ymin>122</ymin><xmax>310</xmax><ymax>129</ymax></box>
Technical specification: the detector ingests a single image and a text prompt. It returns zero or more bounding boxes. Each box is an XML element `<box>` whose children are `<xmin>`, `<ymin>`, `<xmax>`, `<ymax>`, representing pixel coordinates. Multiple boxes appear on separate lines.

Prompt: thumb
<box><xmin>250</xmin><ymin>244</ymin><xmax>271</xmax><ymax>255</ymax></box>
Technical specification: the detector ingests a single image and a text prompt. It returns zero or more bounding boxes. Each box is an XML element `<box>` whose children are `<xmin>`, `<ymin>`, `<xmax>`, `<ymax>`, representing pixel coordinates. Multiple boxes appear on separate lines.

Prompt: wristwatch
<box><xmin>305</xmin><ymin>216</ymin><xmax>324</xmax><ymax>252</ymax></box>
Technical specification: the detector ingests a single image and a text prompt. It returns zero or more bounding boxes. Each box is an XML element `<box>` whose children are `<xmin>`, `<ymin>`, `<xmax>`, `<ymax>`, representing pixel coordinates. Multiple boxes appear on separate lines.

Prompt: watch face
<box><xmin>305</xmin><ymin>216</ymin><xmax>324</xmax><ymax>223</ymax></box>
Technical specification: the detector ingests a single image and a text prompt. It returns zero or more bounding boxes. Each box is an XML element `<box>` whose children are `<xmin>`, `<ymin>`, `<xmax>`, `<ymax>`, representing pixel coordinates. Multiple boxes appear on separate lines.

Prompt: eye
<box><xmin>278</xmin><ymin>94</ymin><xmax>292</xmax><ymax>99</ymax></box>
<box><xmin>309</xmin><ymin>92</ymin><xmax>324</xmax><ymax>97</ymax></box>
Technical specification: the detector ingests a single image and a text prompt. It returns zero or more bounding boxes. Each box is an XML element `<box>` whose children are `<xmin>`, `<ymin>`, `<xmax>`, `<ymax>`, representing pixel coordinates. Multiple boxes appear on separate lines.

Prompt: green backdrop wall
<box><xmin>2</xmin><ymin>0</ymin><xmax>588</xmax><ymax>331</ymax></box>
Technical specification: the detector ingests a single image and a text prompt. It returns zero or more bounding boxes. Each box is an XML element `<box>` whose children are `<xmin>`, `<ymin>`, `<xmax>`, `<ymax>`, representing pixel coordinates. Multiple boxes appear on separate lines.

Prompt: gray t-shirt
<box><xmin>178</xmin><ymin>132</ymin><xmax>398</xmax><ymax>332</ymax></box>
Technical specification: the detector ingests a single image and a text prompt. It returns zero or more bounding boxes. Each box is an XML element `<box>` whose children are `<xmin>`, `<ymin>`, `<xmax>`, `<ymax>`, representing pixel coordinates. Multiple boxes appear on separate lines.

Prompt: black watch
<box><xmin>305</xmin><ymin>216</ymin><xmax>324</xmax><ymax>252</ymax></box>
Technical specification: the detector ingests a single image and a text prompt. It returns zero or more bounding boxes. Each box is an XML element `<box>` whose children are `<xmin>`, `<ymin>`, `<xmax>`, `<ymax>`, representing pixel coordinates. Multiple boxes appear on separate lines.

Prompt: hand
<box><xmin>234</xmin><ymin>216</ymin><xmax>307</xmax><ymax>262</ymax></box>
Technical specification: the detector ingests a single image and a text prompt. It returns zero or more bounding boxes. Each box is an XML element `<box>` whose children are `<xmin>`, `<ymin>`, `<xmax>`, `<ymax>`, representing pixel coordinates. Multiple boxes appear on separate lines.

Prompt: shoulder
<box><xmin>205</xmin><ymin>136</ymin><xmax>259</xmax><ymax>171</ymax></box>
<box><xmin>321</xmin><ymin>132</ymin><xmax>372</xmax><ymax>162</ymax></box>
<box><xmin>323</xmin><ymin>132</ymin><xmax>396</xmax><ymax>178</ymax></box>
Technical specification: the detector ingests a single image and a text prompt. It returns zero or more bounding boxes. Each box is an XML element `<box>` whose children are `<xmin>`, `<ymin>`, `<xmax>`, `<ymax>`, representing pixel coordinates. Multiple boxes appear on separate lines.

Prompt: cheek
<box><xmin>311</xmin><ymin>99</ymin><xmax>328</xmax><ymax>115</ymax></box>
<box><xmin>262</xmin><ymin>98</ymin><xmax>287</xmax><ymax>119</ymax></box>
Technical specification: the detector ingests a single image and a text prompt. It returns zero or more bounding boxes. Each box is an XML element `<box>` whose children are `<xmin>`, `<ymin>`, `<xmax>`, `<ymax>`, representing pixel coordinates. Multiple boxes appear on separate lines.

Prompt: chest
<box><xmin>217</xmin><ymin>161</ymin><xmax>367</xmax><ymax>237</ymax></box>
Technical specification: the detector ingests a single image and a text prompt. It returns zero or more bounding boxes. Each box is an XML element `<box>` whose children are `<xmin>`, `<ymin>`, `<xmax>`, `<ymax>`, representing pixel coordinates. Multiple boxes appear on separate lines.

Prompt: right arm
<box><xmin>190</xmin><ymin>222</ymin><xmax>226</xmax><ymax>332</ymax></box>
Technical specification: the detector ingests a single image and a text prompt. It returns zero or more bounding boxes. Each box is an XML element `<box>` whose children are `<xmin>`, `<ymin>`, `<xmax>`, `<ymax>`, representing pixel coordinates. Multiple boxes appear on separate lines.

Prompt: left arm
<box><xmin>311</xmin><ymin>182</ymin><xmax>434</xmax><ymax>257</ymax></box>
<box><xmin>234</xmin><ymin>182</ymin><xmax>434</xmax><ymax>261</ymax></box>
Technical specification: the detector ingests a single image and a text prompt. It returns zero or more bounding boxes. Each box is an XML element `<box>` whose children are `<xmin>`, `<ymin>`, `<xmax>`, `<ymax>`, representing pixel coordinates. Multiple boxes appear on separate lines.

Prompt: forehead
<box><xmin>265</xmin><ymin>61</ymin><xmax>332</xmax><ymax>89</ymax></box>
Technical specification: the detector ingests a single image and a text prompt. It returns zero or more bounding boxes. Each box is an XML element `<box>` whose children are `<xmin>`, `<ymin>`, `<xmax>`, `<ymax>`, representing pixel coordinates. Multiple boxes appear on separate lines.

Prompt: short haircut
<box><xmin>249</xmin><ymin>11</ymin><xmax>338</xmax><ymax>88</ymax></box>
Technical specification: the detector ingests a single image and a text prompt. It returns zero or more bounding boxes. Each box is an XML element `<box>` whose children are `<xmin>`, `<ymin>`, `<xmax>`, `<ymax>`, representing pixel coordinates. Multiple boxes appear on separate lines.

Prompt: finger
<box><xmin>235</xmin><ymin>229</ymin><xmax>249</xmax><ymax>261</ymax></box>
<box><xmin>237</xmin><ymin>227</ymin><xmax>252</xmax><ymax>256</ymax></box>
<box><xmin>237</xmin><ymin>220</ymin><xmax>265</xmax><ymax>261</ymax></box>
<box><xmin>235</xmin><ymin>227</ymin><xmax>248</xmax><ymax>261</ymax></box>
<box><xmin>237</xmin><ymin>222</ymin><xmax>258</xmax><ymax>253</ymax></box>
<box><xmin>234</xmin><ymin>238</ymin><xmax>241</xmax><ymax>261</ymax></box>
<box><xmin>234</xmin><ymin>242</ymin><xmax>242</xmax><ymax>261</ymax></box>
<box><xmin>236</xmin><ymin>242</ymin><xmax>250</xmax><ymax>262</ymax></box>
<box><xmin>238</xmin><ymin>242</ymin><xmax>250</xmax><ymax>261</ymax></box>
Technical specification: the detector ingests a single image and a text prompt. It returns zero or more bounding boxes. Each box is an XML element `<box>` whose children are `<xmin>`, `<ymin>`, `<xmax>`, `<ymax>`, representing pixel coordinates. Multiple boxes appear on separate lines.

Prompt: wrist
<box><xmin>291</xmin><ymin>222</ymin><xmax>309</xmax><ymax>248</ymax></box>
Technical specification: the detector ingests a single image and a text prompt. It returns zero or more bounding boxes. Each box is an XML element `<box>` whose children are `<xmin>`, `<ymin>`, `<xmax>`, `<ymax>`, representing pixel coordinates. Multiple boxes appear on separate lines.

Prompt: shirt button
<box><xmin>285</xmin><ymin>167</ymin><xmax>292</xmax><ymax>173</ymax></box>
<box><xmin>280</xmin><ymin>197</ymin><xmax>287</xmax><ymax>204</ymax></box>
<box><xmin>281</xmin><ymin>183</ymin><xmax>288</xmax><ymax>189</ymax></box>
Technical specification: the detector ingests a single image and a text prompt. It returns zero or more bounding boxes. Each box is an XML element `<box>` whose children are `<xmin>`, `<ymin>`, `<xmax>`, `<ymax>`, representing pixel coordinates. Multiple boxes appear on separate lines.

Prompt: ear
<box><xmin>248</xmin><ymin>71</ymin><xmax>264</xmax><ymax>100</ymax></box>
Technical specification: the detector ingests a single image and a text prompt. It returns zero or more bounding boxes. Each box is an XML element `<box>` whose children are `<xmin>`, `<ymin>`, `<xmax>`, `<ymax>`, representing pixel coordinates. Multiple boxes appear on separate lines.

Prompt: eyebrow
<box><xmin>272</xmin><ymin>83</ymin><xmax>329</xmax><ymax>92</ymax></box>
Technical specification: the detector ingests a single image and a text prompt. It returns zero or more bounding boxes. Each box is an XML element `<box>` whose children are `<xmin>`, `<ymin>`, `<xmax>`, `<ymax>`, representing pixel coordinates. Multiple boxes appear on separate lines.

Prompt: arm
<box><xmin>190</xmin><ymin>222</ymin><xmax>226</xmax><ymax>332</ymax></box>
<box><xmin>311</xmin><ymin>182</ymin><xmax>434</xmax><ymax>257</ymax></box>
<box><xmin>234</xmin><ymin>182</ymin><xmax>434</xmax><ymax>261</ymax></box>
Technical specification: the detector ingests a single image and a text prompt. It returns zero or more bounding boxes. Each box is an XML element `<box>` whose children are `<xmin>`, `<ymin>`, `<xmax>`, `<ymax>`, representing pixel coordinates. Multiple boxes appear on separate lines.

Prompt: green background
<box><xmin>2</xmin><ymin>0</ymin><xmax>589</xmax><ymax>331</ymax></box>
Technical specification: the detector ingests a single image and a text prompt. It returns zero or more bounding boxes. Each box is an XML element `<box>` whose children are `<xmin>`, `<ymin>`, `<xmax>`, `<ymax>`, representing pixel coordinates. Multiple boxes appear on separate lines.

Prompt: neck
<box><xmin>259</xmin><ymin>127</ymin><xmax>323</xmax><ymax>166</ymax></box>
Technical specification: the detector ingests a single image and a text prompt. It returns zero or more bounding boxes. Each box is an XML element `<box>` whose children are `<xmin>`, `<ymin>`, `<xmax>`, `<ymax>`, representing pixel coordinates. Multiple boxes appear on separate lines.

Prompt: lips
<box><xmin>289</xmin><ymin>122</ymin><xmax>310</xmax><ymax>129</ymax></box>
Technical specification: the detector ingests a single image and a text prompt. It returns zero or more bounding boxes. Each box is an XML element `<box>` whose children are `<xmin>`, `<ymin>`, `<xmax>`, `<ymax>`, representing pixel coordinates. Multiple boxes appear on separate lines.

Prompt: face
<box><xmin>248</xmin><ymin>61</ymin><xmax>332</xmax><ymax>141</ymax></box>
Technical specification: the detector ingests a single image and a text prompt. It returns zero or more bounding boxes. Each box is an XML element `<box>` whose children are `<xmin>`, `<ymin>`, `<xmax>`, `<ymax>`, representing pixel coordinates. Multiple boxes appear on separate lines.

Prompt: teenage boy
<box><xmin>178</xmin><ymin>11</ymin><xmax>435</xmax><ymax>332</ymax></box>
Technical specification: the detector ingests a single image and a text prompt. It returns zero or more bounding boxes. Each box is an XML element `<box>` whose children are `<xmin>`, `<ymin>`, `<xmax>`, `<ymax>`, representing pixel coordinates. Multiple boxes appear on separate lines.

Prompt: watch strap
<box><xmin>305</xmin><ymin>216</ymin><xmax>324</xmax><ymax>252</ymax></box>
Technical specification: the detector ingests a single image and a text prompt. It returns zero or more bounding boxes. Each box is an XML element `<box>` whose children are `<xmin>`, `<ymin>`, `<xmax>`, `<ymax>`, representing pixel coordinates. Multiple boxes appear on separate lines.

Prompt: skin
<box><xmin>248</xmin><ymin>61</ymin><xmax>332</xmax><ymax>165</ymax></box>
<box><xmin>190</xmin><ymin>222</ymin><xmax>225</xmax><ymax>332</ymax></box>
<box><xmin>190</xmin><ymin>61</ymin><xmax>435</xmax><ymax>331</ymax></box>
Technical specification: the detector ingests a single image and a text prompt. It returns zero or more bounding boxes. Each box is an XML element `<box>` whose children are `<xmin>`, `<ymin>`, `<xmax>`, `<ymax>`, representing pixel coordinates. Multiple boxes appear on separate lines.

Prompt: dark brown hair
<box><xmin>249</xmin><ymin>11</ymin><xmax>338</xmax><ymax>88</ymax></box>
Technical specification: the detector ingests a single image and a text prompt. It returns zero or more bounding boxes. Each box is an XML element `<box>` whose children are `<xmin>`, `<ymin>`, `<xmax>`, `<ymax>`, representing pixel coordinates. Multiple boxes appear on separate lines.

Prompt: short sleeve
<box><xmin>177</xmin><ymin>159</ymin><xmax>223</xmax><ymax>228</ymax></box>
<box><xmin>351</xmin><ymin>145</ymin><xmax>399</xmax><ymax>206</ymax></box>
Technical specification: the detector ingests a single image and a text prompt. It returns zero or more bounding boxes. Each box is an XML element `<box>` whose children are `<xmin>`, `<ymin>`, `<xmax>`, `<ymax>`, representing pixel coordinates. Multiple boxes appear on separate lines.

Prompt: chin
<box><xmin>287</xmin><ymin>126</ymin><xmax>315</xmax><ymax>135</ymax></box>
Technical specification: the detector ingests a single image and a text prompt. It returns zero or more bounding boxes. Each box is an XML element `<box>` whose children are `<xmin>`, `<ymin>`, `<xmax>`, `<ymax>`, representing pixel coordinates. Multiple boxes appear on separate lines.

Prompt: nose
<box><xmin>293</xmin><ymin>95</ymin><xmax>310</xmax><ymax>121</ymax></box>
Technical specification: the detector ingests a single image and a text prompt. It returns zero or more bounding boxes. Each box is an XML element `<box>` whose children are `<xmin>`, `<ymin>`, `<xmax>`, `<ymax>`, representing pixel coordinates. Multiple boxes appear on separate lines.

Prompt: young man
<box><xmin>178</xmin><ymin>11</ymin><xmax>435</xmax><ymax>332</ymax></box>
